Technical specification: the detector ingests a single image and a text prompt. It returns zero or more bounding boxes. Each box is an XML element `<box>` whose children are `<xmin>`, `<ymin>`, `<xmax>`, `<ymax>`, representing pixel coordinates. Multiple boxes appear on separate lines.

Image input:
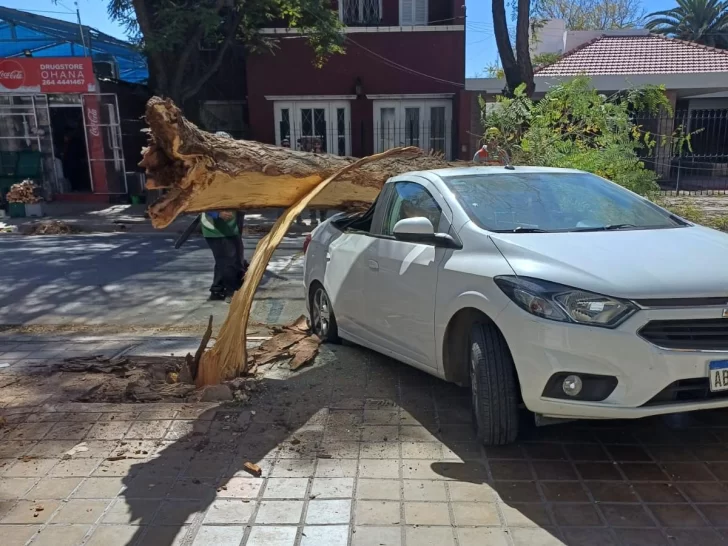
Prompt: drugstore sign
<box><xmin>0</xmin><ymin>57</ymin><xmax>96</xmax><ymax>94</ymax></box>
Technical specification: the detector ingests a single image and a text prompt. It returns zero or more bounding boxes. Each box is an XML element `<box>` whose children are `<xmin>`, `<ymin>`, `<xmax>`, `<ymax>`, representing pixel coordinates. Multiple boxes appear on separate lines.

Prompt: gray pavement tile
<box><xmin>1</xmin><ymin>524</ymin><xmax>42</xmax><ymax>546</ymax></box>
<box><xmin>255</xmin><ymin>500</ymin><xmax>304</xmax><ymax>524</ymax></box>
<box><xmin>405</xmin><ymin>526</ymin><xmax>456</xmax><ymax>546</ymax></box>
<box><xmin>300</xmin><ymin>525</ymin><xmax>349</xmax><ymax>546</ymax></box>
<box><xmin>85</xmin><ymin>525</ymin><xmax>141</xmax><ymax>546</ymax></box>
<box><xmin>32</xmin><ymin>524</ymin><xmax>92</xmax><ymax>546</ymax></box>
<box><xmin>50</xmin><ymin>498</ymin><xmax>112</xmax><ymax>523</ymax></box>
<box><xmin>1</xmin><ymin>500</ymin><xmax>61</xmax><ymax>523</ymax></box>
<box><xmin>202</xmin><ymin>499</ymin><xmax>255</xmax><ymax>524</ymax></box>
<box><xmin>306</xmin><ymin>499</ymin><xmax>352</xmax><ymax>525</ymax></box>
<box><xmin>245</xmin><ymin>526</ymin><xmax>297</xmax><ymax>546</ymax></box>
<box><xmin>192</xmin><ymin>525</ymin><xmax>246</xmax><ymax>546</ymax></box>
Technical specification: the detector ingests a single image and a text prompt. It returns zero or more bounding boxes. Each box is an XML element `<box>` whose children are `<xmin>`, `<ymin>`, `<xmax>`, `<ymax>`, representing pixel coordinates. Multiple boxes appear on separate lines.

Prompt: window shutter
<box><xmin>413</xmin><ymin>0</ymin><xmax>426</xmax><ymax>25</ymax></box>
<box><xmin>400</xmin><ymin>0</ymin><xmax>413</xmax><ymax>25</ymax></box>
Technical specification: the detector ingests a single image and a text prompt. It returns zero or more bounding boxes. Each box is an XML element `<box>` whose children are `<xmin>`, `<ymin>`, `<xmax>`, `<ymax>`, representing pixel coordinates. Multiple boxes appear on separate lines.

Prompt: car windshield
<box><xmin>443</xmin><ymin>172</ymin><xmax>686</xmax><ymax>233</ymax></box>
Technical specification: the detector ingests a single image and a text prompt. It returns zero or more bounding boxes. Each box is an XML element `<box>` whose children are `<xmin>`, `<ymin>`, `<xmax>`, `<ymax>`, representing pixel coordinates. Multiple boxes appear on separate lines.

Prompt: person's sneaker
<box><xmin>224</xmin><ymin>295</ymin><xmax>233</xmax><ymax>304</ymax></box>
<box><xmin>208</xmin><ymin>292</ymin><xmax>225</xmax><ymax>301</ymax></box>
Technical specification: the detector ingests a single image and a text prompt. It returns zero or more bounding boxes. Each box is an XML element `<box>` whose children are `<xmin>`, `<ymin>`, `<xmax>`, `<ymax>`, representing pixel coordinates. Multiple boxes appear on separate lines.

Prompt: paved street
<box><xmin>0</xmin><ymin>234</ymin><xmax>306</xmax><ymax>330</ymax></box>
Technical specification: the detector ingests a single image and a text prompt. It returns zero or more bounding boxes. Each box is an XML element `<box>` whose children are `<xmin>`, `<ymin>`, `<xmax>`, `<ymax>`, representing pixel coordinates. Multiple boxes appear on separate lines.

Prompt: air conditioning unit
<box><xmin>93</xmin><ymin>60</ymin><xmax>119</xmax><ymax>80</ymax></box>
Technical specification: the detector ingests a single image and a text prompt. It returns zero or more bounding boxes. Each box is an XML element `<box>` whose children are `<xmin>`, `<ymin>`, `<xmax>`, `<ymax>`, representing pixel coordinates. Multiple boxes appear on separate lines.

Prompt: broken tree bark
<box><xmin>141</xmin><ymin>97</ymin><xmax>458</xmax><ymax>229</ymax></box>
<box><xmin>139</xmin><ymin>97</ymin><xmax>464</xmax><ymax>385</ymax></box>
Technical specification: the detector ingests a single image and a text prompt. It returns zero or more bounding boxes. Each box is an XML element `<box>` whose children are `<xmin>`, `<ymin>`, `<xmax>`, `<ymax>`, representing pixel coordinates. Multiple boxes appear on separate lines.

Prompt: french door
<box><xmin>373</xmin><ymin>99</ymin><xmax>452</xmax><ymax>159</ymax></box>
<box><xmin>274</xmin><ymin>101</ymin><xmax>351</xmax><ymax>156</ymax></box>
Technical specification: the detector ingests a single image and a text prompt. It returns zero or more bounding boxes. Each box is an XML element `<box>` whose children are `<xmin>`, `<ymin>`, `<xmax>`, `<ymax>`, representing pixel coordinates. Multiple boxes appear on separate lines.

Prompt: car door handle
<box><xmin>325</xmin><ymin>252</ymin><xmax>331</xmax><ymax>262</ymax></box>
<box><xmin>368</xmin><ymin>259</ymin><xmax>379</xmax><ymax>271</ymax></box>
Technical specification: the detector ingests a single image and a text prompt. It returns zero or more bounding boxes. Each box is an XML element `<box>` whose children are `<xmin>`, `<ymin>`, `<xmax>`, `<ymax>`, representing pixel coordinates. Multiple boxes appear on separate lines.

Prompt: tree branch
<box><xmin>131</xmin><ymin>0</ymin><xmax>169</xmax><ymax>93</ymax></box>
<box><xmin>172</xmin><ymin>0</ymin><xmax>229</xmax><ymax>96</ymax></box>
<box><xmin>180</xmin><ymin>8</ymin><xmax>244</xmax><ymax>103</ymax></box>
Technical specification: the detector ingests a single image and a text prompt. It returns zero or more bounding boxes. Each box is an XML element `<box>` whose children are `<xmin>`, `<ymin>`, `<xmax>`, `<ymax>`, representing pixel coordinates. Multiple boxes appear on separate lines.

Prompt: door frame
<box><xmin>274</xmin><ymin>100</ymin><xmax>351</xmax><ymax>156</ymax></box>
<box><xmin>373</xmin><ymin>99</ymin><xmax>452</xmax><ymax>158</ymax></box>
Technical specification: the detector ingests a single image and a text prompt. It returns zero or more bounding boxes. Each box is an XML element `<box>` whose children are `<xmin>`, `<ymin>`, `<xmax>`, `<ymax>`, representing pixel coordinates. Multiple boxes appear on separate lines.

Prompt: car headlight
<box><xmin>494</xmin><ymin>276</ymin><xmax>637</xmax><ymax>328</ymax></box>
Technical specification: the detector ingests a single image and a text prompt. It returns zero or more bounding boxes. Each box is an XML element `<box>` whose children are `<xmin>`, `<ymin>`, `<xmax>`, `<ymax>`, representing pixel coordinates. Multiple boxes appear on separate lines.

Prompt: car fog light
<box><xmin>562</xmin><ymin>375</ymin><xmax>583</xmax><ymax>397</ymax></box>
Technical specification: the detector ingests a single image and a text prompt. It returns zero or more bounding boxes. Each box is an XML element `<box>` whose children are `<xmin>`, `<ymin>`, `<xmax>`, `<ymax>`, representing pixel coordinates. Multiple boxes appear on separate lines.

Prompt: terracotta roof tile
<box><xmin>536</xmin><ymin>34</ymin><xmax>728</xmax><ymax>76</ymax></box>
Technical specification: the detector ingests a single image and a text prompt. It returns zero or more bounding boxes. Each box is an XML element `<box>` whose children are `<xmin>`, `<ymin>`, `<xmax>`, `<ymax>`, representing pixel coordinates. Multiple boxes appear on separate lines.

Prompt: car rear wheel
<box><xmin>469</xmin><ymin>322</ymin><xmax>519</xmax><ymax>445</ymax></box>
<box><xmin>311</xmin><ymin>285</ymin><xmax>340</xmax><ymax>343</ymax></box>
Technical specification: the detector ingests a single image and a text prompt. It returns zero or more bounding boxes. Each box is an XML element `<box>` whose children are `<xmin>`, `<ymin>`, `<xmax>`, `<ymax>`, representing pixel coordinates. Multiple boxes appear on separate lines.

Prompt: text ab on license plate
<box><xmin>709</xmin><ymin>360</ymin><xmax>728</xmax><ymax>392</ymax></box>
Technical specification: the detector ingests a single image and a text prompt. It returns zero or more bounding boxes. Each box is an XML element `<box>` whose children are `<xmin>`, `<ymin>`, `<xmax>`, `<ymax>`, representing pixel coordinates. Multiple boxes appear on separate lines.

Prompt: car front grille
<box><xmin>643</xmin><ymin>378</ymin><xmax>728</xmax><ymax>406</ymax></box>
<box><xmin>639</xmin><ymin>318</ymin><xmax>728</xmax><ymax>350</ymax></box>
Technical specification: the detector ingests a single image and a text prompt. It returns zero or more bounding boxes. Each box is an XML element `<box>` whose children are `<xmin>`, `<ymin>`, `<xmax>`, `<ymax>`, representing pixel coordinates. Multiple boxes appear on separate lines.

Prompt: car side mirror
<box><xmin>393</xmin><ymin>217</ymin><xmax>435</xmax><ymax>238</ymax></box>
<box><xmin>392</xmin><ymin>217</ymin><xmax>462</xmax><ymax>249</ymax></box>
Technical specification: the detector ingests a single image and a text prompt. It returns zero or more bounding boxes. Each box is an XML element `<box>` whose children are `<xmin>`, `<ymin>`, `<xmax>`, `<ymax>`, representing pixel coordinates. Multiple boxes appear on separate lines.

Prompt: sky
<box><xmin>6</xmin><ymin>0</ymin><xmax>679</xmax><ymax>78</ymax></box>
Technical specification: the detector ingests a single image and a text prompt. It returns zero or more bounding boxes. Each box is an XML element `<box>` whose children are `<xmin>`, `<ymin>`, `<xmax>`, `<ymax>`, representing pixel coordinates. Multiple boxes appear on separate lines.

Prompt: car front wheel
<box><xmin>311</xmin><ymin>285</ymin><xmax>340</xmax><ymax>343</ymax></box>
<box><xmin>469</xmin><ymin>321</ymin><xmax>519</xmax><ymax>445</ymax></box>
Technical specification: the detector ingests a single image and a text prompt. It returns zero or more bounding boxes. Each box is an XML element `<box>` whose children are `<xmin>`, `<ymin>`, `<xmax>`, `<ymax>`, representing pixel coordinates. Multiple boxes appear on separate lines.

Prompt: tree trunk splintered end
<box><xmin>140</xmin><ymin>96</ymin><xmax>462</xmax><ymax>386</ymax></box>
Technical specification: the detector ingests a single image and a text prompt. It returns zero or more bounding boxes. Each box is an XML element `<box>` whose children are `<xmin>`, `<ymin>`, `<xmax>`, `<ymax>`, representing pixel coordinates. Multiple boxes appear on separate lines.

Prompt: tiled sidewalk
<box><xmin>3</xmin><ymin>340</ymin><xmax>728</xmax><ymax>545</ymax></box>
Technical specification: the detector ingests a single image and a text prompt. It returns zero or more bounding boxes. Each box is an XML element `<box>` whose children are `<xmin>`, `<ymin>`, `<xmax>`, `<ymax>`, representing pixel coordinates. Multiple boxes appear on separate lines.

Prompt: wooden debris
<box><xmin>24</xmin><ymin>220</ymin><xmax>80</xmax><ymax>235</ymax></box>
<box><xmin>243</xmin><ymin>462</ymin><xmax>262</xmax><ymax>477</ymax></box>
<box><xmin>289</xmin><ymin>336</ymin><xmax>321</xmax><ymax>371</ymax></box>
<box><xmin>57</xmin><ymin>356</ymin><xmax>131</xmax><ymax>374</ymax></box>
<box><xmin>7</xmin><ymin>180</ymin><xmax>41</xmax><ymax>204</ymax></box>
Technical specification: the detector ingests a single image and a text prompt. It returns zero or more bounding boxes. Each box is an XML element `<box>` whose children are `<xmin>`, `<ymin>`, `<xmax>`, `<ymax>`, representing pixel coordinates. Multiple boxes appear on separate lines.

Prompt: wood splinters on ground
<box><xmin>246</xmin><ymin>315</ymin><xmax>321</xmax><ymax>371</ymax></box>
<box><xmin>243</xmin><ymin>462</ymin><xmax>262</xmax><ymax>477</ymax></box>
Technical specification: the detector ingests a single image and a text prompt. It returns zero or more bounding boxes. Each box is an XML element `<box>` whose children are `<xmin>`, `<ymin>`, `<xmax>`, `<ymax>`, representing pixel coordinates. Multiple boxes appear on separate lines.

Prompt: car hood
<box><xmin>490</xmin><ymin>225</ymin><xmax>728</xmax><ymax>299</ymax></box>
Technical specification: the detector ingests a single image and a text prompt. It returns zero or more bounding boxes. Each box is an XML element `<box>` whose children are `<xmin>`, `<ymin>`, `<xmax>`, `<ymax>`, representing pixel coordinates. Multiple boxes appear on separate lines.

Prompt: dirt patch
<box><xmin>0</xmin><ymin>322</ymin><xmax>272</xmax><ymax>337</ymax></box>
<box><xmin>0</xmin><ymin>355</ymin><xmax>259</xmax><ymax>405</ymax></box>
<box><xmin>22</xmin><ymin>220</ymin><xmax>83</xmax><ymax>236</ymax></box>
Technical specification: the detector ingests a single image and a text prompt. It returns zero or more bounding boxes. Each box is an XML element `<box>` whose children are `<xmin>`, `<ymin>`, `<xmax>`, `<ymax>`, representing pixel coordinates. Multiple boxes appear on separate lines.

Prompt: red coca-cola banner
<box><xmin>82</xmin><ymin>94</ymin><xmax>109</xmax><ymax>193</ymax></box>
<box><xmin>0</xmin><ymin>57</ymin><xmax>96</xmax><ymax>94</ymax></box>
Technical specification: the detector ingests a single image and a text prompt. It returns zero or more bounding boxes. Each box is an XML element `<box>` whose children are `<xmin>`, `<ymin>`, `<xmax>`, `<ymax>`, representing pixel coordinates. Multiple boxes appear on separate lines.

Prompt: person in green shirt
<box><xmin>201</xmin><ymin>210</ymin><xmax>245</xmax><ymax>302</ymax></box>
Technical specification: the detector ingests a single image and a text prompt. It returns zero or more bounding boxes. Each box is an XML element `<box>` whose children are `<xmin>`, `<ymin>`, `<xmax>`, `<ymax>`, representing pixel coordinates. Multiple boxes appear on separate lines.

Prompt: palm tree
<box><xmin>646</xmin><ymin>0</ymin><xmax>728</xmax><ymax>49</ymax></box>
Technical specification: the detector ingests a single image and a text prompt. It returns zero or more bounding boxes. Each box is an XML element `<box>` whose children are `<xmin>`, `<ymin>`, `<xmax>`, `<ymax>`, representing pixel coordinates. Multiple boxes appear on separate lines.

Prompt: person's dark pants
<box><xmin>205</xmin><ymin>236</ymin><xmax>244</xmax><ymax>297</ymax></box>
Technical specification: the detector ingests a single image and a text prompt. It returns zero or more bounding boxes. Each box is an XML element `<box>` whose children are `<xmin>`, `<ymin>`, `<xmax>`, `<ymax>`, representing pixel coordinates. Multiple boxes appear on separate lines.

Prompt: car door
<box><xmin>367</xmin><ymin>179</ymin><xmax>452</xmax><ymax>369</ymax></box>
<box><xmin>324</xmin><ymin>231</ymin><xmax>375</xmax><ymax>341</ymax></box>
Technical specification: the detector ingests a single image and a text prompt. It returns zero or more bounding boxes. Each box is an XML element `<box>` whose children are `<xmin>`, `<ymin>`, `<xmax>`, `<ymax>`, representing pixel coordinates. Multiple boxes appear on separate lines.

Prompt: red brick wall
<box><xmin>246</xmin><ymin>30</ymin><xmax>465</xmax><ymax>155</ymax></box>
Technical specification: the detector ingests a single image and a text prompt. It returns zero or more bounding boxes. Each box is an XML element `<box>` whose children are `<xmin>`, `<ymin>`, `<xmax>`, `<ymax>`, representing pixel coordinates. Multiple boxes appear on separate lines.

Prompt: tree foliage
<box><xmin>531</xmin><ymin>0</ymin><xmax>645</xmax><ymax>29</ymax></box>
<box><xmin>480</xmin><ymin>77</ymin><xmax>680</xmax><ymax>195</ymax></box>
<box><xmin>107</xmin><ymin>0</ymin><xmax>344</xmax><ymax>104</ymax></box>
<box><xmin>646</xmin><ymin>0</ymin><xmax>728</xmax><ymax>49</ymax></box>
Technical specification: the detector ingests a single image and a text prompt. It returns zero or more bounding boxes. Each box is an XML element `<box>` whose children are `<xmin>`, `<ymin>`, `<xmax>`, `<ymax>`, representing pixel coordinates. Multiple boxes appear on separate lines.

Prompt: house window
<box><xmin>374</xmin><ymin>99</ymin><xmax>452</xmax><ymax>158</ymax></box>
<box><xmin>339</xmin><ymin>0</ymin><xmax>382</xmax><ymax>25</ymax></box>
<box><xmin>200</xmin><ymin>101</ymin><xmax>246</xmax><ymax>138</ymax></box>
<box><xmin>400</xmin><ymin>0</ymin><xmax>427</xmax><ymax>25</ymax></box>
<box><xmin>274</xmin><ymin>100</ymin><xmax>351</xmax><ymax>156</ymax></box>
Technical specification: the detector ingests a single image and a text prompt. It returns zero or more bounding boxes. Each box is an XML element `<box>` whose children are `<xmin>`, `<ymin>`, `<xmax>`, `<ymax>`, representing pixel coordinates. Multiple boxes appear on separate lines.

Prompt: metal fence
<box><xmin>278</xmin><ymin>119</ymin><xmax>454</xmax><ymax>160</ymax></box>
<box><xmin>633</xmin><ymin>109</ymin><xmax>728</xmax><ymax>195</ymax></box>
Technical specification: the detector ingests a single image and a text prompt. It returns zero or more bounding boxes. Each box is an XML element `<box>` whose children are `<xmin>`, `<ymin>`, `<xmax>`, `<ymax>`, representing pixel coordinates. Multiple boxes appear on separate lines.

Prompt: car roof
<box><xmin>406</xmin><ymin>166</ymin><xmax>586</xmax><ymax>179</ymax></box>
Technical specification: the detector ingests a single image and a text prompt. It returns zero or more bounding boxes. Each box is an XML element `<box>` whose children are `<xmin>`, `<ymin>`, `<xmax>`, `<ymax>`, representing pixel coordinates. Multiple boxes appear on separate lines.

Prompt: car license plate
<box><xmin>709</xmin><ymin>360</ymin><xmax>728</xmax><ymax>392</ymax></box>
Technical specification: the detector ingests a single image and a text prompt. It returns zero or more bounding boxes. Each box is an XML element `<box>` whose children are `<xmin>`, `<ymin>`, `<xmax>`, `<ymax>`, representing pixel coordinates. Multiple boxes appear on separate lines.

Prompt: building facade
<box><xmin>245</xmin><ymin>0</ymin><xmax>469</xmax><ymax>160</ymax></box>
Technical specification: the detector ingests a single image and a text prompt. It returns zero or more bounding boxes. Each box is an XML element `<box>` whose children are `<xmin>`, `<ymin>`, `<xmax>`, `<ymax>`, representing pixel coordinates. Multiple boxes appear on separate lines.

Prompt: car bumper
<box><xmin>496</xmin><ymin>302</ymin><xmax>728</xmax><ymax>420</ymax></box>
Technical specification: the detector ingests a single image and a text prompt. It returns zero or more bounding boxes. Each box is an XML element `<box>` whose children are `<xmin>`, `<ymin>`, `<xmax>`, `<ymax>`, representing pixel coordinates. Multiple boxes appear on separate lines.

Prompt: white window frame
<box><xmin>373</xmin><ymin>98</ymin><xmax>452</xmax><ymax>158</ymax></box>
<box><xmin>274</xmin><ymin>100</ymin><xmax>351</xmax><ymax>156</ymax></box>
<box><xmin>399</xmin><ymin>0</ymin><xmax>428</xmax><ymax>26</ymax></box>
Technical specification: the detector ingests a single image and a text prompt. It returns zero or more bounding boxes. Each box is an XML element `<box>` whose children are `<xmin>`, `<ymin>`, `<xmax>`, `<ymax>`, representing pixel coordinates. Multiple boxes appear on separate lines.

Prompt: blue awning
<box><xmin>0</xmin><ymin>6</ymin><xmax>148</xmax><ymax>84</ymax></box>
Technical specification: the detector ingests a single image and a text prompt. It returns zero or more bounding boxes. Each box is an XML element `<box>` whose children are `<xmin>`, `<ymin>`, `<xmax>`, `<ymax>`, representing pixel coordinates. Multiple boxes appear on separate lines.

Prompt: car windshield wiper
<box><xmin>570</xmin><ymin>223</ymin><xmax>637</xmax><ymax>232</ymax></box>
<box><xmin>506</xmin><ymin>227</ymin><xmax>549</xmax><ymax>233</ymax></box>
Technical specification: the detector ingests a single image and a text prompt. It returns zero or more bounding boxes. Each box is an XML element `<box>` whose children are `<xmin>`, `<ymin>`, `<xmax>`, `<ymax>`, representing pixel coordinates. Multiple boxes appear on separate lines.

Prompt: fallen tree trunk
<box><xmin>141</xmin><ymin>97</ymin><xmax>457</xmax><ymax>228</ymax></box>
<box><xmin>139</xmin><ymin>97</ymin><xmax>464</xmax><ymax>384</ymax></box>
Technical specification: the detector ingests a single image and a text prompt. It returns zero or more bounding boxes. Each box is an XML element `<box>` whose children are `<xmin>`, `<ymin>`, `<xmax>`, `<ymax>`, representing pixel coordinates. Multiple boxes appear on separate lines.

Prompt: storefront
<box><xmin>0</xmin><ymin>57</ymin><xmax>127</xmax><ymax>200</ymax></box>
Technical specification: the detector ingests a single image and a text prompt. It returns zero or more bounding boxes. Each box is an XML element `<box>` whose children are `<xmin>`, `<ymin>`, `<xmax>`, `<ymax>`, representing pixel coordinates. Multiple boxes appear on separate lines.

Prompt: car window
<box><xmin>382</xmin><ymin>182</ymin><xmax>443</xmax><ymax>236</ymax></box>
<box><xmin>443</xmin><ymin>172</ymin><xmax>685</xmax><ymax>233</ymax></box>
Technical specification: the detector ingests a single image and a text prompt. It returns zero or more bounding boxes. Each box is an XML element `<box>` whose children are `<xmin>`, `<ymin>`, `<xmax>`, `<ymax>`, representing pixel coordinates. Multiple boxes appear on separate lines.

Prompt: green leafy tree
<box><xmin>106</xmin><ymin>0</ymin><xmax>344</xmax><ymax>105</ymax></box>
<box><xmin>531</xmin><ymin>0</ymin><xmax>645</xmax><ymax>30</ymax></box>
<box><xmin>480</xmin><ymin>77</ymin><xmax>679</xmax><ymax>195</ymax></box>
<box><xmin>646</xmin><ymin>0</ymin><xmax>728</xmax><ymax>49</ymax></box>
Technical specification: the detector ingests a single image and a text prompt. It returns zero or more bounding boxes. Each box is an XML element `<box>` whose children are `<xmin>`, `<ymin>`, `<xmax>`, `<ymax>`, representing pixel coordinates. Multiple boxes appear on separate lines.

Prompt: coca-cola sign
<box><xmin>0</xmin><ymin>59</ymin><xmax>25</xmax><ymax>90</ymax></box>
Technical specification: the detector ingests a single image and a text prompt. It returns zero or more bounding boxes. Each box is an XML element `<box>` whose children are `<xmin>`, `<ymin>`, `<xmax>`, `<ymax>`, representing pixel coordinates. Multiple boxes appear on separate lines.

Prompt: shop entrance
<box><xmin>50</xmin><ymin>105</ymin><xmax>90</xmax><ymax>192</ymax></box>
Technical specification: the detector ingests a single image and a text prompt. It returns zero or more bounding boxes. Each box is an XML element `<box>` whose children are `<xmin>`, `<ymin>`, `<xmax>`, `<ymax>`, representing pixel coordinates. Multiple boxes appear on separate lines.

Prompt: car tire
<box><xmin>310</xmin><ymin>284</ymin><xmax>340</xmax><ymax>343</ymax></box>
<box><xmin>469</xmin><ymin>321</ymin><xmax>519</xmax><ymax>445</ymax></box>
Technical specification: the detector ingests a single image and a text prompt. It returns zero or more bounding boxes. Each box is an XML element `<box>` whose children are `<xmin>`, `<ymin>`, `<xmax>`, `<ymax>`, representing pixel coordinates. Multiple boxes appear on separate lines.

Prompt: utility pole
<box><xmin>75</xmin><ymin>1</ymin><xmax>90</xmax><ymax>57</ymax></box>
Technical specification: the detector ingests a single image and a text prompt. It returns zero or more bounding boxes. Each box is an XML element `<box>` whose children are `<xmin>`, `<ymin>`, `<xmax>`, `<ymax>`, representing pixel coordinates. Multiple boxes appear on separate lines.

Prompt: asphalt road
<box><xmin>0</xmin><ymin>233</ymin><xmax>307</xmax><ymax>330</ymax></box>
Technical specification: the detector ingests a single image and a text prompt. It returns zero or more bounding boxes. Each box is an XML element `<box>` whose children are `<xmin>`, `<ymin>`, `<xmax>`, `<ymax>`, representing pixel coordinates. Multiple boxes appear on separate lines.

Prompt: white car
<box><xmin>303</xmin><ymin>166</ymin><xmax>728</xmax><ymax>445</ymax></box>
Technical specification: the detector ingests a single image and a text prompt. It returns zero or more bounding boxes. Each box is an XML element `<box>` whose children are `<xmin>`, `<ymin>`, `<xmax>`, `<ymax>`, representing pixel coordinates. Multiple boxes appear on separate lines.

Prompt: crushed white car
<box><xmin>303</xmin><ymin>166</ymin><xmax>728</xmax><ymax>445</ymax></box>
